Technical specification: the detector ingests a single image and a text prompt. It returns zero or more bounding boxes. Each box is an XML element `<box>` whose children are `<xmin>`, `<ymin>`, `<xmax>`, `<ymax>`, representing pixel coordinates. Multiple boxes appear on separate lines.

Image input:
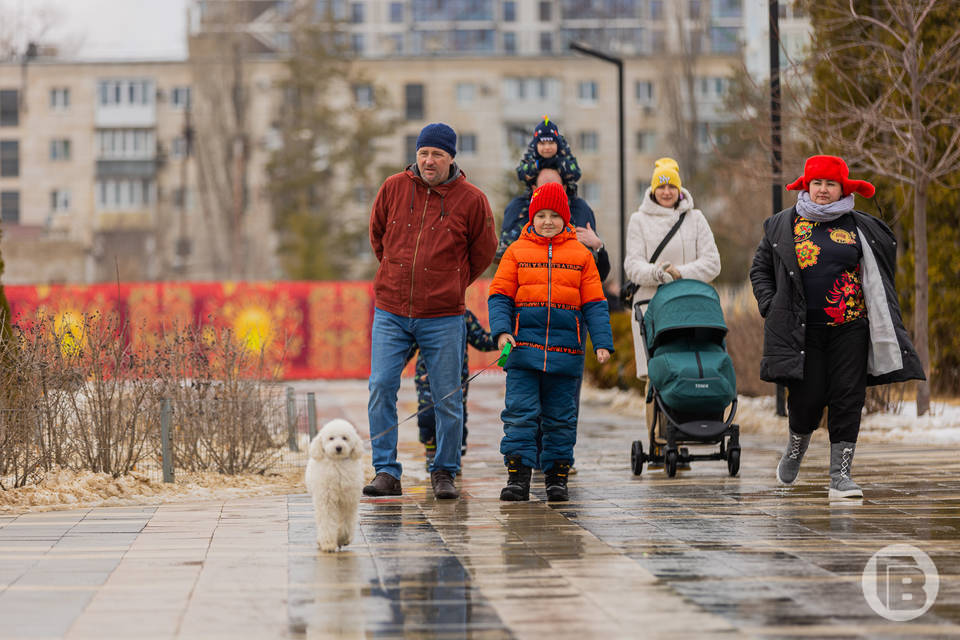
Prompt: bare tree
<box><xmin>801</xmin><ymin>0</ymin><xmax>960</xmax><ymax>415</ymax></box>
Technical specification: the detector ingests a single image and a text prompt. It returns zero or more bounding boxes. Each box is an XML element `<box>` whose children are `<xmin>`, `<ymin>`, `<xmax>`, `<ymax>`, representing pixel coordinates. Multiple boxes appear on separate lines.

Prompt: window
<box><xmin>350</xmin><ymin>2</ymin><xmax>364</xmax><ymax>23</ymax></box>
<box><xmin>539</xmin><ymin>1</ymin><xmax>551</xmax><ymax>21</ymax></box>
<box><xmin>459</xmin><ymin>133</ymin><xmax>477</xmax><ymax>154</ymax></box>
<box><xmin>0</xmin><ymin>90</ymin><xmax>17</xmax><ymax>126</ymax></box>
<box><xmin>503</xmin><ymin>31</ymin><xmax>516</xmax><ymax>53</ymax></box>
<box><xmin>503</xmin><ymin>77</ymin><xmax>559</xmax><ymax>101</ymax></box>
<box><xmin>50</xmin><ymin>139</ymin><xmax>71</xmax><ymax>161</ymax></box>
<box><xmin>455</xmin><ymin>82</ymin><xmax>475</xmax><ymax>106</ymax></box>
<box><xmin>650</xmin><ymin>0</ymin><xmax>663</xmax><ymax>20</ymax></box>
<box><xmin>635</xmin><ymin>80</ymin><xmax>654</xmax><ymax>104</ymax></box>
<box><xmin>389</xmin><ymin>2</ymin><xmax>403</xmax><ymax>22</ymax></box>
<box><xmin>351</xmin><ymin>34</ymin><xmax>365</xmax><ymax>53</ymax></box>
<box><xmin>578</xmin><ymin>80</ymin><xmax>598</xmax><ymax>104</ymax></box>
<box><xmin>699</xmin><ymin>76</ymin><xmax>729</xmax><ymax>99</ymax></box>
<box><xmin>404</xmin><ymin>134</ymin><xmax>418</xmax><ymax>164</ymax></box>
<box><xmin>582</xmin><ymin>181</ymin><xmax>600</xmax><ymax>202</ymax></box>
<box><xmin>1</xmin><ymin>191</ymin><xmax>19</xmax><ymax>224</ymax></box>
<box><xmin>97</xmin><ymin>129</ymin><xmax>156</xmax><ymax>159</ymax></box>
<box><xmin>578</xmin><ymin>131</ymin><xmax>598</xmax><ymax>152</ymax></box>
<box><xmin>171</xmin><ymin>136</ymin><xmax>189</xmax><ymax>158</ymax></box>
<box><xmin>171</xmin><ymin>86</ymin><xmax>191</xmax><ymax>109</ymax></box>
<box><xmin>0</xmin><ymin>140</ymin><xmax>18</xmax><ymax>177</ymax></box>
<box><xmin>539</xmin><ymin>32</ymin><xmax>553</xmax><ymax>53</ymax></box>
<box><xmin>354</xmin><ymin>84</ymin><xmax>374</xmax><ymax>108</ymax></box>
<box><xmin>405</xmin><ymin>83</ymin><xmax>424</xmax><ymax>120</ymax></box>
<box><xmin>712</xmin><ymin>0</ymin><xmax>742</xmax><ymax>18</ymax></box>
<box><xmin>50</xmin><ymin>87</ymin><xmax>71</xmax><ymax>110</ymax></box>
<box><xmin>503</xmin><ymin>1</ymin><xmax>516</xmax><ymax>21</ymax></box>
<box><xmin>95</xmin><ymin>178</ymin><xmax>155</xmax><ymax>210</ymax></box>
<box><xmin>635</xmin><ymin>131</ymin><xmax>656</xmax><ymax>153</ymax></box>
<box><xmin>97</xmin><ymin>79</ymin><xmax>154</xmax><ymax>106</ymax></box>
<box><xmin>411</xmin><ymin>0</ymin><xmax>493</xmax><ymax>21</ymax></box>
<box><xmin>710</xmin><ymin>26</ymin><xmax>739</xmax><ymax>53</ymax></box>
<box><xmin>50</xmin><ymin>189</ymin><xmax>71</xmax><ymax>213</ymax></box>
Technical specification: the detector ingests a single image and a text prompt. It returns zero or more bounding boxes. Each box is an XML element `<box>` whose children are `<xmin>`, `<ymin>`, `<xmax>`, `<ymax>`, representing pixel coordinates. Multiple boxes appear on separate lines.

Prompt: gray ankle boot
<box><xmin>776</xmin><ymin>429</ymin><xmax>810</xmax><ymax>485</ymax></box>
<box><xmin>828</xmin><ymin>441</ymin><xmax>863</xmax><ymax>499</ymax></box>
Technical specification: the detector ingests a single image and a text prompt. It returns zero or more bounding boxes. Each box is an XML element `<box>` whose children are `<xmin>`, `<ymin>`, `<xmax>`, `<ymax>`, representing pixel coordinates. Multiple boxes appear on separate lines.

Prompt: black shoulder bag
<box><xmin>619</xmin><ymin>211</ymin><xmax>688</xmax><ymax>307</ymax></box>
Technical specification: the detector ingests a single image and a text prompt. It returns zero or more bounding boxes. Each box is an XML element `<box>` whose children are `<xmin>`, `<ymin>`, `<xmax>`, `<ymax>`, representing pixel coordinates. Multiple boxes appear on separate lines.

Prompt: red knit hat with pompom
<box><xmin>529</xmin><ymin>182</ymin><xmax>570</xmax><ymax>225</ymax></box>
<box><xmin>786</xmin><ymin>155</ymin><xmax>875</xmax><ymax>198</ymax></box>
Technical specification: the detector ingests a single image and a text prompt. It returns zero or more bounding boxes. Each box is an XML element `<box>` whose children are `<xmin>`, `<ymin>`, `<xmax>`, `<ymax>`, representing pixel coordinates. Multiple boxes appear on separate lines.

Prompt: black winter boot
<box><xmin>500</xmin><ymin>456</ymin><xmax>531</xmax><ymax>501</ymax></box>
<box><xmin>544</xmin><ymin>461</ymin><xmax>571</xmax><ymax>502</ymax></box>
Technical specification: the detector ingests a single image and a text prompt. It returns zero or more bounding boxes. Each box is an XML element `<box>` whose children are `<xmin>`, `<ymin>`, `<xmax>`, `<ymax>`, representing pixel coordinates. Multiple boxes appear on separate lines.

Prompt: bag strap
<box><xmin>649</xmin><ymin>211</ymin><xmax>687</xmax><ymax>264</ymax></box>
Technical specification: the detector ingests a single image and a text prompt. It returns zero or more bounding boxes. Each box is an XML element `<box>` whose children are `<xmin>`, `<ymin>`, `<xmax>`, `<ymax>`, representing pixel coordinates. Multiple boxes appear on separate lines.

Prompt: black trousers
<box><xmin>787</xmin><ymin>319</ymin><xmax>869</xmax><ymax>444</ymax></box>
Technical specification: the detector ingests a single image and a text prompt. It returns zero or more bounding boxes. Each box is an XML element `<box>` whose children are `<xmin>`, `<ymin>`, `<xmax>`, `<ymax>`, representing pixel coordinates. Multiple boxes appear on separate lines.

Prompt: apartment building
<box><xmin>0</xmin><ymin>0</ymin><xmax>810</xmax><ymax>285</ymax></box>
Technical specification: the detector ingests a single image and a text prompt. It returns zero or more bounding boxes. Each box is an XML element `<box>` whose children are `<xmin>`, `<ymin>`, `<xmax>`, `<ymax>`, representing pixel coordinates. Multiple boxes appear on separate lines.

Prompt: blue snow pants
<box><xmin>500</xmin><ymin>368</ymin><xmax>579</xmax><ymax>473</ymax></box>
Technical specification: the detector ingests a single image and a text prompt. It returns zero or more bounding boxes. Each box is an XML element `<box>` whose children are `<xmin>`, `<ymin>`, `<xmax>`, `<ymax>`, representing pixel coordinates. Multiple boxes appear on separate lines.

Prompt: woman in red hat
<box><xmin>750</xmin><ymin>155</ymin><xmax>924</xmax><ymax>499</ymax></box>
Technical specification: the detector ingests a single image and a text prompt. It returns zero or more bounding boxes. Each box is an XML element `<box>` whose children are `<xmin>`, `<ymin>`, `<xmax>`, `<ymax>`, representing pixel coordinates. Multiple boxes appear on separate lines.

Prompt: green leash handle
<box><xmin>496</xmin><ymin>342</ymin><xmax>513</xmax><ymax>367</ymax></box>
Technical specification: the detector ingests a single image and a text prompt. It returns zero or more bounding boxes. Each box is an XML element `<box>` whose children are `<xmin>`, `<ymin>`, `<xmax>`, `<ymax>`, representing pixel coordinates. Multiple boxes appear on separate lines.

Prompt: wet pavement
<box><xmin>2</xmin><ymin>376</ymin><xmax>959</xmax><ymax>639</ymax></box>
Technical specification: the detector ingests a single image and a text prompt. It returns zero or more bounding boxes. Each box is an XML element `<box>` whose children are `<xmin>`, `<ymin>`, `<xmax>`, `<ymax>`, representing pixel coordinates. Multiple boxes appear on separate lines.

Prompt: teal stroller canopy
<box><xmin>643</xmin><ymin>280</ymin><xmax>728</xmax><ymax>354</ymax></box>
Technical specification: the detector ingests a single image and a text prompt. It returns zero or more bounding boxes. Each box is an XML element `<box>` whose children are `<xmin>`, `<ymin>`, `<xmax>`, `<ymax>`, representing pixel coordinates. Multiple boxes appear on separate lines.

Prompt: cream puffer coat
<box><xmin>624</xmin><ymin>188</ymin><xmax>721</xmax><ymax>377</ymax></box>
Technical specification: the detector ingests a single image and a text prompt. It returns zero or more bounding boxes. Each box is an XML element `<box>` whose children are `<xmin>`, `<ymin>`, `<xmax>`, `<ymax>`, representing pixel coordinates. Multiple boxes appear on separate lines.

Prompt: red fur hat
<box><xmin>529</xmin><ymin>182</ymin><xmax>571</xmax><ymax>226</ymax></box>
<box><xmin>786</xmin><ymin>155</ymin><xmax>875</xmax><ymax>198</ymax></box>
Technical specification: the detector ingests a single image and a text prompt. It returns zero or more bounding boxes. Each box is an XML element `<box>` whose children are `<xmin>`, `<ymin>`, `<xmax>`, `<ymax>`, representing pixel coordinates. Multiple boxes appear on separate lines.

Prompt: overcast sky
<box><xmin>40</xmin><ymin>0</ymin><xmax>189</xmax><ymax>60</ymax></box>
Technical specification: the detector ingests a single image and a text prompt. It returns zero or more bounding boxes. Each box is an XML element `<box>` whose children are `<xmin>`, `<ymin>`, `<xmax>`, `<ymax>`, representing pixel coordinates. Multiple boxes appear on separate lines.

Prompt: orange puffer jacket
<box><xmin>488</xmin><ymin>223</ymin><xmax>613</xmax><ymax>374</ymax></box>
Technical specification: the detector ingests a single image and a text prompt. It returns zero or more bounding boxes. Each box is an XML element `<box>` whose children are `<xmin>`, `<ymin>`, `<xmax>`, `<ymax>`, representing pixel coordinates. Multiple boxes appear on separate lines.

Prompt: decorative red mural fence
<box><xmin>3</xmin><ymin>280</ymin><xmax>495</xmax><ymax>380</ymax></box>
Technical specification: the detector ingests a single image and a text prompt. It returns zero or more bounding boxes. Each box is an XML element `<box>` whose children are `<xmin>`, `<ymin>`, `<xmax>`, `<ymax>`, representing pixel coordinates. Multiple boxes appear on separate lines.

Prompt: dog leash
<box><xmin>366</xmin><ymin>343</ymin><xmax>512</xmax><ymax>443</ymax></box>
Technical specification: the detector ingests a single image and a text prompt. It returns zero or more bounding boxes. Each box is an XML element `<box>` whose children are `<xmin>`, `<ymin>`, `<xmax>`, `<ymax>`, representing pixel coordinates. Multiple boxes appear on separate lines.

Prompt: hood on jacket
<box><xmin>636</xmin><ymin>187</ymin><xmax>695</xmax><ymax>217</ymax></box>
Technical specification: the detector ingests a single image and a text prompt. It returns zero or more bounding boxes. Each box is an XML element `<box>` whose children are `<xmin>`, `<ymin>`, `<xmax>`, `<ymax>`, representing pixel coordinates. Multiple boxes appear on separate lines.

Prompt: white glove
<box><xmin>654</xmin><ymin>267</ymin><xmax>674</xmax><ymax>284</ymax></box>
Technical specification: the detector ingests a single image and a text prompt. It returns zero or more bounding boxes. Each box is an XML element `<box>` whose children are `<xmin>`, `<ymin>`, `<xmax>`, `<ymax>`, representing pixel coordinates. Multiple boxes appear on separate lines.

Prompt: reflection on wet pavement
<box><xmin>2</xmin><ymin>377</ymin><xmax>959</xmax><ymax>638</ymax></box>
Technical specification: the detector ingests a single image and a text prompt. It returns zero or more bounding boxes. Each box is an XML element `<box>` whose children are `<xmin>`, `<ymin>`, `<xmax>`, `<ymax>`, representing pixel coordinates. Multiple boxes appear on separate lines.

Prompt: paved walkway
<box><xmin>1</xmin><ymin>377</ymin><xmax>959</xmax><ymax>639</ymax></box>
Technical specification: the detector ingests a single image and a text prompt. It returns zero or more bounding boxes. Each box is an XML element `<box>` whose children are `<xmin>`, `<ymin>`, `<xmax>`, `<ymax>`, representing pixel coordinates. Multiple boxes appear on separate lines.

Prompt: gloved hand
<box><xmin>655</xmin><ymin>262</ymin><xmax>675</xmax><ymax>284</ymax></box>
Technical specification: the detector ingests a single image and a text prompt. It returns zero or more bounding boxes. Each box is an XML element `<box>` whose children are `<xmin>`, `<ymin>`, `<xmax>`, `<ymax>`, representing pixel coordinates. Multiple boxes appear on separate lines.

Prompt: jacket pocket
<box><xmin>421</xmin><ymin>267</ymin><xmax>462</xmax><ymax>314</ymax></box>
<box><xmin>375</xmin><ymin>258</ymin><xmax>409</xmax><ymax>308</ymax></box>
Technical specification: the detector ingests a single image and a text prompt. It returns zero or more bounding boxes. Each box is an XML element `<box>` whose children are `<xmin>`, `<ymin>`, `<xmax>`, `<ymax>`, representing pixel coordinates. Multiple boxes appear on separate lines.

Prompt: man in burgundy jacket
<box><xmin>364</xmin><ymin>123</ymin><xmax>497</xmax><ymax>499</ymax></box>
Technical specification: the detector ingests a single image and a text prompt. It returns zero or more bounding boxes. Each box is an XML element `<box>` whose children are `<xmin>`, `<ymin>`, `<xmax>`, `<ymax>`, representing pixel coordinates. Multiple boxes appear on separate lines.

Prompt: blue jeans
<box><xmin>500</xmin><ymin>369</ymin><xmax>579</xmax><ymax>472</ymax></box>
<box><xmin>368</xmin><ymin>308</ymin><xmax>466</xmax><ymax>479</ymax></box>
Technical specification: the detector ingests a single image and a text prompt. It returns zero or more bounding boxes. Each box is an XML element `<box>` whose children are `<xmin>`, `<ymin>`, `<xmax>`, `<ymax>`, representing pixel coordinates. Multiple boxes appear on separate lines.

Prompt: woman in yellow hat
<box><xmin>623</xmin><ymin>157</ymin><xmax>721</xmax><ymax>379</ymax></box>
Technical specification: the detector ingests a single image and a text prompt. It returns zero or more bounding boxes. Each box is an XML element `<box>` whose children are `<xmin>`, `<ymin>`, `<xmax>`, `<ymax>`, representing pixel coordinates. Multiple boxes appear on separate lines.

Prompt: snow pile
<box><xmin>0</xmin><ymin>468</ymin><xmax>301</xmax><ymax>513</ymax></box>
<box><xmin>582</xmin><ymin>385</ymin><xmax>960</xmax><ymax>443</ymax></box>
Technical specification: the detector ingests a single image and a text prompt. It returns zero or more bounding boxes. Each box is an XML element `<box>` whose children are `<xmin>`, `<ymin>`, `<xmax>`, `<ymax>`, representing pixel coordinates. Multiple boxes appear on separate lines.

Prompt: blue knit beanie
<box><xmin>416</xmin><ymin>123</ymin><xmax>457</xmax><ymax>157</ymax></box>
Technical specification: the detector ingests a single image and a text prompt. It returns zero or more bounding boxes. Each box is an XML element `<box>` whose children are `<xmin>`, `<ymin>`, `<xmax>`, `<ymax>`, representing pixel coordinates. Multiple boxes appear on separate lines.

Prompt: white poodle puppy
<box><xmin>305</xmin><ymin>419</ymin><xmax>364</xmax><ymax>552</ymax></box>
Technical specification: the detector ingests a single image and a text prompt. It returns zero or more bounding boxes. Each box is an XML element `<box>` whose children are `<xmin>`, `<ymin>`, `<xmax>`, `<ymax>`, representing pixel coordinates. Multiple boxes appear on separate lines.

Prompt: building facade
<box><xmin>0</xmin><ymin>0</ymin><xmax>810</xmax><ymax>285</ymax></box>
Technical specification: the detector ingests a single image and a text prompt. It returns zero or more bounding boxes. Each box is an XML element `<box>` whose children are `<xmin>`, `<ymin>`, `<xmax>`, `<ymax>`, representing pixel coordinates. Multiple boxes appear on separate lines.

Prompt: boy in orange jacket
<box><xmin>488</xmin><ymin>182</ymin><xmax>614</xmax><ymax>502</ymax></box>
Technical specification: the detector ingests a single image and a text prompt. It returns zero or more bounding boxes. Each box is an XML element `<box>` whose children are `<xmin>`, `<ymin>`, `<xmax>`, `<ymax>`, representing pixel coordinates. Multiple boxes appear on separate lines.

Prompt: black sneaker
<box><xmin>544</xmin><ymin>461</ymin><xmax>571</xmax><ymax>502</ymax></box>
<box><xmin>500</xmin><ymin>456</ymin><xmax>531</xmax><ymax>501</ymax></box>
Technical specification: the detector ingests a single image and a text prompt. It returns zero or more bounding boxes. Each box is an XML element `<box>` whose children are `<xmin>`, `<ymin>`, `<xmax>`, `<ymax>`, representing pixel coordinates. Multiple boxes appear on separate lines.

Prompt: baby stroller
<box><xmin>630</xmin><ymin>279</ymin><xmax>741</xmax><ymax>477</ymax></box>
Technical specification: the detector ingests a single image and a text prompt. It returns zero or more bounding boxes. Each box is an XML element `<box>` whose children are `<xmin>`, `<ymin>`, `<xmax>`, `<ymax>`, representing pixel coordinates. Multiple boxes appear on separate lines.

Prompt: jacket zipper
<box><xmin>543</xmin><ymin>241</ymin><xmax>553</xmax><ymax>371</ymax></box>
<box><xmin>695</xmin><ymin>351</ymin><xmax>704</xmax><ymax>377</ymax></box>
<box><xmin>408</xmin><ymin>187</ymin><xmax>431</xmax><ymax>313</ymax></box>
<box><xmin>575</xmin><ymin>317</ymin><xmax>581</xmax><ymax>345</ymax></box>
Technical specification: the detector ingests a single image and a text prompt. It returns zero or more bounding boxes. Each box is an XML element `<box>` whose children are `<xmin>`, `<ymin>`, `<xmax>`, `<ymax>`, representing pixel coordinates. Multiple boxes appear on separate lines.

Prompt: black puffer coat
<box><xmin>749</xmin><ymin>206</ymin><xmax>925</xmax><ymax>385</ymax></box>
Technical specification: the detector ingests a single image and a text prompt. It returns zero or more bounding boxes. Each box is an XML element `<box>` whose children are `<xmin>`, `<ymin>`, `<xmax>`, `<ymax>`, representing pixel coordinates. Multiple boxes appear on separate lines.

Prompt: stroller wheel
<box><xmin>727</xmin><ymin>447</ymin><xmax>741</xmax><ymax>477</ymax></box>
<box><xmin>630</xmin><ymin>440</ymin><xmax>644</xmax><ymax>476</ymax></box>
<box><xmin>665</xmin><ymin>449</ymin><xmax>678</xmax><ymax>477</ymax></box>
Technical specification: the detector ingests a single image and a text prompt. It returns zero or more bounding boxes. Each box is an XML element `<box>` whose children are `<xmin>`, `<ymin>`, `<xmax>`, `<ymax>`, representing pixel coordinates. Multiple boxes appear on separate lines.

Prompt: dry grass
<box><xmin>0</xmin><ymin>313</ymin><xmax>286</xmax><ymax>491</ymax></box>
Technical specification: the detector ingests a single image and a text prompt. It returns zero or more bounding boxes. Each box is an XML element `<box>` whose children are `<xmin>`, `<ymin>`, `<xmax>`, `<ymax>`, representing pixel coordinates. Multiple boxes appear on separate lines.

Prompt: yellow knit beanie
<box><xmin>651</xmin><ymin>157</ymin><xmax>682</xmax><ymax>190</ymax></box>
